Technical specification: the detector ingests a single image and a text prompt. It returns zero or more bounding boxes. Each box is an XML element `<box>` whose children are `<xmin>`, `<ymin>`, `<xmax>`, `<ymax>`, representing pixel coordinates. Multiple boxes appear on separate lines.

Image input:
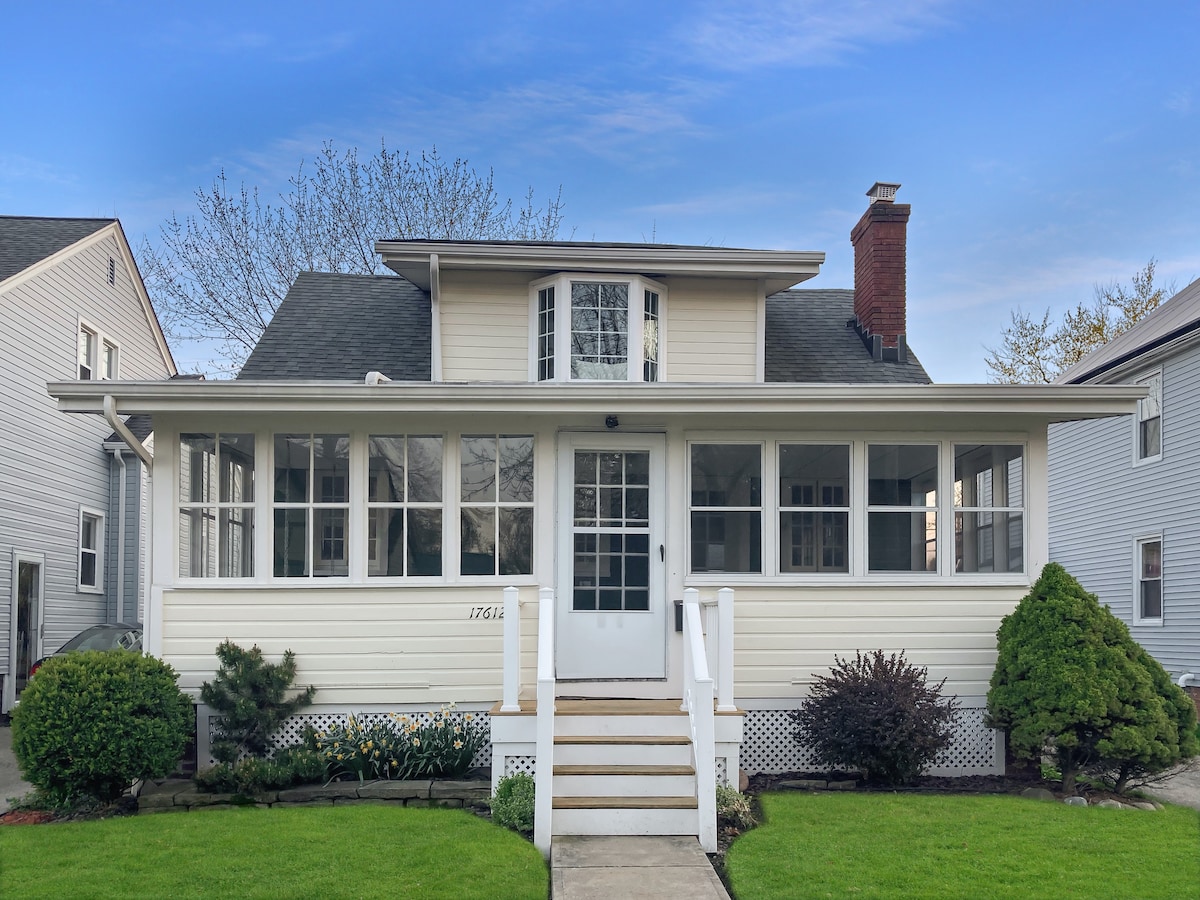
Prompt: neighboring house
<box><xmin>1050</xmin><ymin>277</ymin><xmax>1200</xmax><ymax>707</ymax></box>
<box><xmin>0</xmin><ymin>217</ymin><xmax>176</xmax><ymax>712</ymax></box>
<box><xmin>50</xmin><ymin>186</ymin><xmax>1137</xmax><ymax>852</ymax></box>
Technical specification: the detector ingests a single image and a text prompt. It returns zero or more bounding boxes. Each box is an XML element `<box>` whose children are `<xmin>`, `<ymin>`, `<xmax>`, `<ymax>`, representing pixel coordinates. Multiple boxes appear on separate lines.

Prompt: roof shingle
<box><xmin>0</xmin><ymin>216</ymin><xmax>113</xmax><ymax>284</ymax></box>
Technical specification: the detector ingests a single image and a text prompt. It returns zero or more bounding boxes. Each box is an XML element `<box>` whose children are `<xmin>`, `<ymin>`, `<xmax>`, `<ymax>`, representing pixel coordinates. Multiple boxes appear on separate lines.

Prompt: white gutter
<box><xmin>429</xmin><ymin>252</ymin><xmax>442</xmax><ymax>381</ymax></box>
<box><xmin>103</xmin><ymin>394</ymin><xmax>153</xmax><ymax>468</ymax></box>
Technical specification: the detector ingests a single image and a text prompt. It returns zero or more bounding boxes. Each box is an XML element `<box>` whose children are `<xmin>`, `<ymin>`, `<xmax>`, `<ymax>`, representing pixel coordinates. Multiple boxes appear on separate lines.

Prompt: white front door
<box><xmin>556</xmin><ymin>433</ymin><xmax>666</xmax><ymax>679</ymax></box>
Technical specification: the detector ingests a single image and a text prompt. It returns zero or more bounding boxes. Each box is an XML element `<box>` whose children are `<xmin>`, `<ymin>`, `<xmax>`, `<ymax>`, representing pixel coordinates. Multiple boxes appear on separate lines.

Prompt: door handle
<box><xmin>659</xmin><ymin>544</ymin><xmax>665</xmax><ymax>561</ymax></box>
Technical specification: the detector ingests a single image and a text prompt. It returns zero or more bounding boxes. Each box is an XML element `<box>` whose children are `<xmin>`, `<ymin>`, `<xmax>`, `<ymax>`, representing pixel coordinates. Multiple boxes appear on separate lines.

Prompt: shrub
<box><xmin>12</xmin><ymin>650</ymin><xmax>193</xmax><ymax>805</ymax></box>
<box><xmin>987</xmin><ymin>563</ymin><xmax>1199</xmax><ymax>794</ymax></box>
<box><xmin>716</xmin><ymin>783</ymin><xmax>756</xmax><ymax>832</ymax></box>
<box><xmin>791</xmin><ymin>649</ymin><xmax>958</xmax><ymax>786</ymax></box>
<box><xmin>491</xmin><ymin>773</ymin><xmax>534</xmax><ymax>834</ymax></box>
<box><xmin>194</xmin><ymin>747</ymin><xmax>326</xmax><ymax>794</ymax></box>
<box><xmin>199</xmin><ymin>641</ymin><xmax>316</xmax><ymax>764</ymax></box>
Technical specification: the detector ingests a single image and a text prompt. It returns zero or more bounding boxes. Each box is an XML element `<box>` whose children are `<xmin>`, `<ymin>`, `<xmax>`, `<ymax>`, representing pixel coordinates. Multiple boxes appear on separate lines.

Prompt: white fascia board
<box><xmin>49</xmin><ymin>380</ymin><xmax>1144</xmax><ymax>424</ymax></box>
<box><xmin>376</xmin><ymin>241</ymin><xmax>826</xmax><ymax>295</ymax></box>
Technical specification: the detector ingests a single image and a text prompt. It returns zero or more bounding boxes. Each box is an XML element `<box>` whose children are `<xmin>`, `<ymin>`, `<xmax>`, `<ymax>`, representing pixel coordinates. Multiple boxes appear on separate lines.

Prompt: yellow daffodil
<box><xmin>453</xmin><ymin>740</ymin><xmax>463</xmax><ymax>750</ymax></box>
<box><xmin>412</xmin><ymin>738</ymin><xmax>421</xmax><ymax>747</ymax></box>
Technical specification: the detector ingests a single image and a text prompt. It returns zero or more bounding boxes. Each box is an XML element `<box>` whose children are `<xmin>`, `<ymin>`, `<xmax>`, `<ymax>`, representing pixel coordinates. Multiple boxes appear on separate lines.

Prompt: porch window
<box><xmin>367</xmin><ymin>435</ymin><xmax>444</xmax><ymax>577</ymax></box>
<box><xmin>779</xmin><ymin>444</ymin><xmax>849</xmax><ymax>573</ymax></box>
<box><xmin>78</xmin><ymin>509</ymin><xmax>103</xmax><ymax>591</ymax></box>
<box><xmin>533</xmin><ymin>275</ymin><xmax>664</xmax><ymax>382</ymax></box>
<box><xmin>460</xmin><ymin>435</ymin><xmax>535</xmax><ymax>576</ymax></box>
<box><xmin>179</xmin><ymin>433</ymin><xmax>255</xmax><ymax>577</ymax></box>
<box><xmin>1135</xmin><ymin>536</ymin><xmax>1163</xmax><ymax>623</ymax></box>
<box><xmin>954</xmin><ymin>444</ymin><xmax>1023</xmax><ymax>573</ymax></box>
<box><xmin>867</xmin><ymin>444</ymin><xmax>938</xmax><ymax>572</ymax></box>
<box><xmin>273</xmin><ymin>434</ymin><xmax>349</xmax><ymax>577</ymax></box>
<box><xmin>1135</xmin><ymin>371</ymin><xmax>1162</xmax><ymax>461</ymax></box>
<box><xmin>690</xmin><ymin>443</ymin><xmax>762</xmax><ymax>573</ymax></box>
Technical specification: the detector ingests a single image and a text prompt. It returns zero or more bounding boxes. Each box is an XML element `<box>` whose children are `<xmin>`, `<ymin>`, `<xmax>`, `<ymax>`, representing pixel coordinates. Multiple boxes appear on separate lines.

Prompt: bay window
<box><xmin>532</xmin><ymin>275</ymin><xmax>664</xmax><ymax>382</ymax></box>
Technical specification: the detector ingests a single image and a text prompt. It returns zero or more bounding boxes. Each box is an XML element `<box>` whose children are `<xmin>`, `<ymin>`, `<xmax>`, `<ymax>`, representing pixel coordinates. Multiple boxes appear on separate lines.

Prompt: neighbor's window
<box><xmin>366</xmin><ymin>435</ymin><xmax>444</xmax><ymax>577</ymax></box>
<box><xmin>1136</xmin><ymin>537</ymin><xmax>1163</xmax><ymax>622</ymax></box>
<box><xmin>78</xmin><ymin>324</ymin><xmax>97</xmax><ymax>379</ymax></box>
<box><xmin>460</xmin><ymin>435</ymin><xmax>534</xmax><ymax>576</ymax></box>
<box><xmin>534</xmin><ymin>276</ymin><xmax>663</xmax><ymax>383</ymax></box>
<box><xmin>79</xmin><ymin>509</ymin><xmax>103</xmax><ymax>590</ymax></box>
<box><xmin>101</xmin><ymin>340</ymin><xmax>118</xmax><ymax>380</ymax></box>
<box><xmin>179</xmin><ymin>433</ymin><xmax>255</xmax><ymax>577</ymax></box>
<box><xmin>779</xmin><ymin>444</ymin><xmax>849</xmax><ymax>573</ymax></box>
<box><xmin>273</xmin><ymin>434</ymin><xmax>349</xmax><ymax>577</ymax></box>
<box><xmin>1136</xmin><ymin>371</ymin><xmax>1162</xmax><ymax>461</ymax></box>
<box><xmin>954</xmin><ymin>445</ymin><xmax>1024</xmax><ymax>574</ymax></box>
<box><xmin>690</xmin><ymin>444</ymin><xmax>762</xmax><ymax>573</ymax></box>
<box><xmin>867</xmin><ymin>444</ymin><xmax>938</xmax><ymax>572</ymax></box>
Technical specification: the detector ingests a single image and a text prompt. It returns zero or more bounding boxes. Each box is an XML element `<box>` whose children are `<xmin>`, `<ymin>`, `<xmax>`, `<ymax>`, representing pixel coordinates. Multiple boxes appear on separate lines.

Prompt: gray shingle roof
<box><xmin>0</xmin><ymin>216</ymin><xmax>113</xmax><ymax>283</ymax></box>
<box><xmin>238</xmin><ymin>272</ymin><xmax>431</xmax><ymax>381</ymax></box>
<box><xmin>1056</xmin><ymin>276</ymin><xmax>1200</xmax><ymax>384</ymax></box>
<box><xmin>765</xmin><ymin>289</ymin><xmax>932</xmax><ymax>383</ymax></box>
<box><xmin>106</xmin><ymin>414</ymin><xmax>155</xmax><ymax>443</ymax></box>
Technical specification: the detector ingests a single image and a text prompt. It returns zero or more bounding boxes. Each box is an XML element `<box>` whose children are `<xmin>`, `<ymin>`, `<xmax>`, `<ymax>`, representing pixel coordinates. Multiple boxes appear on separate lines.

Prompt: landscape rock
<box><xmin>357</xmin><ymin>780</ymin><xmax>432</xmax><ymax>800</ymax></box>
<box><xmin>1020</xmin><ymin>788</ymin><xmax>1056</xmax><ymax>802</ymax></box>
<box><xmin>779</xmin><ymin>779</ymin><xmax>827</xmax><ymax>791</ymax></box>
<box><xmin>1095</xmin><ymin>799</ymin><xmax>1124</xmax><ymax>810</ymax></box>
<box><xmin>1063</xmin><ymin>796</ymin><xmax>1088</xmax><ymax>806</ymax></box>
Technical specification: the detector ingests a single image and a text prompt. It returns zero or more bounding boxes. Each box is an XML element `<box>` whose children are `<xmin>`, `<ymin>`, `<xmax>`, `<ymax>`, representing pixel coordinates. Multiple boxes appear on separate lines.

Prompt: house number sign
<box><xmin>467</xmin><ymin>606</ymin><xmax>504</xmax><ymax>620</ymax></box>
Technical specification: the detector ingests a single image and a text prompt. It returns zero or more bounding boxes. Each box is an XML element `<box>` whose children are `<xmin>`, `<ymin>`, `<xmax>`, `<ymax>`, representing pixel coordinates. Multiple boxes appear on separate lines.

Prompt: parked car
<box><xmin>29</xmin><ymin>623</ymin><xmax>143</xmax><ymax>677</ymax></box>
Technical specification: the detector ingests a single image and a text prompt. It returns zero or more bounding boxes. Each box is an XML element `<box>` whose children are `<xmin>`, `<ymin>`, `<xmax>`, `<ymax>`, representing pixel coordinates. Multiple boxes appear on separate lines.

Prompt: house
<box><xmin>49</xmin><ymin>185</ymin><xmax>1138</xmax><ymax>852</ymax></box>
<box><xmin>1</xmin><ymin>216</ymin><xmax>176</xmax><ymax>712</ymax></box>
<box><xmin>1050</xmin><ymin>276</ymin><xmax>1200</xmax><ymax>710</ymax></box>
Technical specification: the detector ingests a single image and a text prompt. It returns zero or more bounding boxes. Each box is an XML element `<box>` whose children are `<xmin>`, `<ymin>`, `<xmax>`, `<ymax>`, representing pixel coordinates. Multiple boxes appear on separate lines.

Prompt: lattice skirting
<box><xmin>740</xmin><ymin>706</ymin><xmax>1001</xmax><ymax>776</ymax></box>
<box><xmin>202</xmin><ymin>709</ymin><xmax>492</xmax><ymax>769</ymax></box>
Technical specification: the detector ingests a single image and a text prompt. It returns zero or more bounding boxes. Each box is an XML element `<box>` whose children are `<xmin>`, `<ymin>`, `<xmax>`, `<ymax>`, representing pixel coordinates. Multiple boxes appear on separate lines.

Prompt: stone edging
<box><xmin>775</xmin><ymin>778</ymin><xmax>1163</xmax><ymax>811</ymax></box>
<box><xmin>137</xmin><ymin>778</ymin><xmax>491</xmax><ymax>814</ymax></box>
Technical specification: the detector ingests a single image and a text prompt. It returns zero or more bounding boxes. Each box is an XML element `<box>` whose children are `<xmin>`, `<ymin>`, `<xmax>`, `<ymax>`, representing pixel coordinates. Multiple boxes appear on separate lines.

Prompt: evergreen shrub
<box><xmin>12</xmin><ymin>650</ymin><xmax>193</xmax><ymax>804</ymax></box>
<box><xmin>491</xmin><ymin>772</ymin><xmax>535</xmax><ymax>834</ymax></box>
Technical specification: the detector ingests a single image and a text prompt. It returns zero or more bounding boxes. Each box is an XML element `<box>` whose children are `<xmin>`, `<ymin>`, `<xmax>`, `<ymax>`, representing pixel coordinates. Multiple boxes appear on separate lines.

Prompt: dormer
<box><xmin>377</xmin><ymin>241</ymin><xmax>825</xmax><ymax>384</ymax></box>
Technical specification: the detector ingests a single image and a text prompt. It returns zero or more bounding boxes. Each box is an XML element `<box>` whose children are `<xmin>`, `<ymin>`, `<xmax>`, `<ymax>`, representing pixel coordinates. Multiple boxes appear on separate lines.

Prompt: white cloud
<box><xmin>1165</xmin><ymin>89</ymin><xmax>1192</xmax><ymax>115</ymax></box>
<box><xmin>680</xmin><ymin>0</ymin><xmax>956</xmax><ymax>70</ymax></box>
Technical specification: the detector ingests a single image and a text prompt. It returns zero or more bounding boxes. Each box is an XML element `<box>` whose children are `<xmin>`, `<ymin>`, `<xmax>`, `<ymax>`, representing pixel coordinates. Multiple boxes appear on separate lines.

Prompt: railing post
<box><xmin>681</xmin><ymin>588</ymin><xmax>699</xmax><ymax>711</ymax></box>
<box><xmin>717</xmin><ymin>587</ymin><xmax>736</xmax><ymax>712</ymax></box>
<box><xmin>533</xmin><ymin>586</ymin><xmax>556</xmax><ymax>858</ymax></box>
<box><xmin>500</xmin><ymin>586</ymin><xmax>521</xmax><ymax>712</ymax></box>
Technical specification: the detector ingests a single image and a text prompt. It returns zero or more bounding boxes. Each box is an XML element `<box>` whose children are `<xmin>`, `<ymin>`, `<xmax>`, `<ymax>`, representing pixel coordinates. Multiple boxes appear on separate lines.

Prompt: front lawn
<box><xmin>725</xmin><ymin>792</ymin><xmax>1199</xmax><ymax>899</ymax></box>
<box><xmin>0</xmin><ymin>805</ymin><xmax>547</xmax><ymax>899</ymax></box>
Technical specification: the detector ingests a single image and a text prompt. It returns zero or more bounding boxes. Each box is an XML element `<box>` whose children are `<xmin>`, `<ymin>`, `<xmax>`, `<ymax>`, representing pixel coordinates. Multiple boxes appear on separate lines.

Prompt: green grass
<box><xmin>725</xmin><ymin>792</ymin><xmax>1200</xmax><ymax>900</ymax></box>
<box><xmin>0</xmin><ymin>805</ymin><xmax>547</xmax><ymax>899</ymax></box>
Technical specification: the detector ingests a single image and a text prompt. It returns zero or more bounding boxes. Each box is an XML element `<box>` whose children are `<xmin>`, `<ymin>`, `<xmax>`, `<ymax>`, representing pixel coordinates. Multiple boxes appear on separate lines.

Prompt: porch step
<box><xmin>554</xmin><ymin>735</ymin><xmax>692</xmax><ymax>767</ymax></box>
<box><xmin>553</xmin><ymin>764</ymin><xmax>696</xmax><ymax>797</ymax></box>
<box><xmin>553</xmin><ymin>764</ymin><xmax>694</xmax><ymax>776</ymax></box>
<box><xmin>554</xmin><ymin>796</ymin><xmax>697</xmax><ymax>810</ymax></box>
<box><xmin>552</xmin><ymin>805</ymin><xmax>700</xmax><ymax>837</ymax></box>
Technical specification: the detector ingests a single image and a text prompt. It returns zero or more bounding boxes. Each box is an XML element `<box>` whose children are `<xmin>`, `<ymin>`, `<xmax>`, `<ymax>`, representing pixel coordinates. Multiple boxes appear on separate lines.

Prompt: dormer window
<box><xmin>531</xmin><ymin>274</ymin><xmax>665</xmax><ymax>382</ymax></box>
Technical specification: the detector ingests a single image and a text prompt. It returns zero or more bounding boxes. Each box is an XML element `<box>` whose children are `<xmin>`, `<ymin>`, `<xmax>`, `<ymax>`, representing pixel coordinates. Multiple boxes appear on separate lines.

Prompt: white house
<box><xmin>1050</xmin><ymin>276</ymin><xmax>1200</xmax><ymax>709</ymax></box>
<box><xmin>49</xmin><ymin>186</ymin><xmax>1138</xmax><ymax>852</ymax></box>
<box><xmin>1</xmin><ymin>216</ymin><xmax>176</xmax><ymax>712</ymax></box>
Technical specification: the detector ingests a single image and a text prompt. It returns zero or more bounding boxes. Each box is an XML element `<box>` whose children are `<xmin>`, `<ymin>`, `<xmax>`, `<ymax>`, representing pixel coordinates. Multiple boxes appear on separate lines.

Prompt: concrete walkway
<box><xmin>1</xmin><ymin>725</ymin><xmax>34</xmax><ymax>813</ymax></box>
<box><xmin>551</xmin><ymin>836</ymin><xmax>730</xmax><ymax>899</ymax></box>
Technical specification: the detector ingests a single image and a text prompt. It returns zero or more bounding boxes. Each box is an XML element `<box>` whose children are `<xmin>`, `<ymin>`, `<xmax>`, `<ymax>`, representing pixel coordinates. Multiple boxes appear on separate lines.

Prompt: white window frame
<box><xmin>77</xmin><ymin>318</ymin><xmax>121</xmax><ymax>381</ymax></box>
<box><xmin>1133</xmin><ymin>534</ymin><xmax>1164</xmax><ymax>626</ymax></box>
<box><xmin>528</xmin><ymin>273</ymin><xmax>667</xmax><ymax>383</ymax></box>
<box><xmin>1133</xmin><ymin>368</ymin><xmax>1163</xmax><ymax>465</ymax></box>
<box><xmin>101</xmin><ymin>339</ymin><xmax>119</xmax><ymax>380</ymax></box>
<box><xmin>78</xmin><ymin>507</ymin><xmax>104</xmax><ymax>593</ymax></box>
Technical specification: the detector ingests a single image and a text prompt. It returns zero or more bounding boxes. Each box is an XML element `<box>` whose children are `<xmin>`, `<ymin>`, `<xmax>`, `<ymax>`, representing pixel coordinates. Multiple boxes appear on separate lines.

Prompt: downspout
<box><xmin>430</xmin><ymin>252</ymin><xmax>442</xmax><ymax>381</ymax></box>
<box><xmin>103</xmin><ymin>395</ymin><xmax>153</xmax><ymax>468</ymax></box>
<box><xmin>1179</xmin><ymin>674</ymin><xmax>1196</xmax><ymax>689</ymax></box>
<box><xmin>113</xmin><ymin>448</ymin><xmax>127</xmax><ymax>623</ymax></box>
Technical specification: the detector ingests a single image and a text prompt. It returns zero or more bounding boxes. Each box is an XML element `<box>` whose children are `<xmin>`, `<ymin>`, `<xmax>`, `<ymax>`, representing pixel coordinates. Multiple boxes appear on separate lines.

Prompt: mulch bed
<box><xmin>0</xmin><ymin>796</ymin><xmax>137</xmax><ymax>827</ymax></box>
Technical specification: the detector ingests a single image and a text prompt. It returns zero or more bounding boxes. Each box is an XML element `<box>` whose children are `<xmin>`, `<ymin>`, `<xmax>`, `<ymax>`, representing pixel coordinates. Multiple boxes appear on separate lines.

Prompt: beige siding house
<box><xmin>51</xmin><ymin>185</ymin><xmax>1138</xmax><ymax>853</ymax></box>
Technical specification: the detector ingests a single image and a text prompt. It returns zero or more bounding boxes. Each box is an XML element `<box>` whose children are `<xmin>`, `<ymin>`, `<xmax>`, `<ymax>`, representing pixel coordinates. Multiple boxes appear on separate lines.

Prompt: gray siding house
<box><xmin>0</xmin><ymin>217</ymin><xmax>175</xmax><ymax>712</ymax></box>
<box><xmin>1049</xmin><ymin>276</ymin><xmax>1200</xmax><ymax>703</ymax></box>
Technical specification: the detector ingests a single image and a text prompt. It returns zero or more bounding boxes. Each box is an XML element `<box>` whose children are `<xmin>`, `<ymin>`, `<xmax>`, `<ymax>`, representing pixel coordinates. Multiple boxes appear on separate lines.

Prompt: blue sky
<box><xmin>3</xmin><ymin>1</ymin><xmax>1199</xmax><ymax>380</ymax></box>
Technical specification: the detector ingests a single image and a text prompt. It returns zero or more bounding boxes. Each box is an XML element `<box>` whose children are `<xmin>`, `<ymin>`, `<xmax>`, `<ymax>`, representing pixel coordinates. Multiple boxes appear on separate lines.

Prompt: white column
<box><xmin>716</xmin><ymin>587</ymin><xmax>736</xmax><ymax>712</ymax></box>
<box><xmin>500</xmin><ymin>586</ymin><xmax>521</xmax><ymax>712</ymax></box>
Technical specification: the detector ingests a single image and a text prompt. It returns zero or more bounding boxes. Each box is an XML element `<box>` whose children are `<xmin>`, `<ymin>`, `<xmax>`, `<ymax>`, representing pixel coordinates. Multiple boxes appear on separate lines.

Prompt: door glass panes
<box><xmin>571</xmin><ymin>282</ymin><xmax>628</xmax><ymax>380</ymax></box>
<box><xmin>954</xmin><ymin>444</ymin><xmax>1024</xmax><ymax>573</ymax></box>
<box><xmin>867</xmin><ymin>444</ymin><xmax>938</xmax><ymax>572</ymax></box>
<box><xmin>14</xmin><ymin>562</ymin><xmax>39</xmax><ymax>696</ymax></box>
<box><xmin>689</xmin><ymin>444</ymin><xmax>762</xmax><ymax>573</ymax></box>
<box><xmin>572</xmin><ymin>450</ymin><xmax>651</xmax><ymax>611</ymax></box>
<box><xmin>460</xmin><ymin>435</ymin><xmax>535</xmax><ymax>576</ymax></box>
<box><xmin>779</xmin><ymin>444</ymin><xmax>849</xmax><ymax>573</ymax></box>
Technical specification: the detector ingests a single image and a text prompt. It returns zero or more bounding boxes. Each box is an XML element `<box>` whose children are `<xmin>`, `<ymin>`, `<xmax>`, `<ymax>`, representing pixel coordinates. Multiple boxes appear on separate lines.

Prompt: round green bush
<box><xmin>12</xmin><ymin>650</ymin><xmax>194</xmax><ymax>805</ymax></box>
<box><xmin>491</xmin><ymin>772</ymin><xmax>535</xmax><ymax>834</ymax></box>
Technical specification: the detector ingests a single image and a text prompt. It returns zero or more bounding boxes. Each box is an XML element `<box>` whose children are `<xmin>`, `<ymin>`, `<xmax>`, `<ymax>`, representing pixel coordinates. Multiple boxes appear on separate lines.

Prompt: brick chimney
<box><xmin>851</xmin><ymin>182</ymin><xmax>910</xmax><ymax>362</ymax></box>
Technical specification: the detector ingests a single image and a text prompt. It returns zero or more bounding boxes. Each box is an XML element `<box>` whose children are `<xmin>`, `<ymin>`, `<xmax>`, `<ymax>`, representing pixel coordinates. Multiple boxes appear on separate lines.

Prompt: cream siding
<box><xmin>1</xmin><ymin>231</ymin><xmax>171</xmax><ymax>708</ymax></box>
<box><xmin>438</xmin><ymin>270</ymin><xmax>530</xmax><ymax>381</ymax></box>
<box><xmin>664</xmin><ymin>277</ymin><xmax>759</xmax><ymax>382</ymax></box>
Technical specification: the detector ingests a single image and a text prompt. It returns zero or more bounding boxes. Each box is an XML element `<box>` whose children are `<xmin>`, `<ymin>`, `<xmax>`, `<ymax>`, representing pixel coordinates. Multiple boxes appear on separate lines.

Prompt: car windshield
<box><xmin>58</xmin><ymin>627</ymin><xmax>142</xmax><ymax>653</ymax></box>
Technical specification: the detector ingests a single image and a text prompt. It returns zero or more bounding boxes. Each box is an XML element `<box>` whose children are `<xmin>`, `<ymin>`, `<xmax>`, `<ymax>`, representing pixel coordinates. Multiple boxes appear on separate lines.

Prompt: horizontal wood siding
<box><xmin>0</xmin><ymin>233</ymin><xmax>170</xmax><ymax>687</ymax></box>
<box><xmin>161</xmin><ymin>585</ymin><xmax>542</xmax><ymax>705</ymax></box>
<box><xmin>733</xmin><ymin>585</ymin><xmax>1024</xmax><ymax>702</ymax></box>
<box><xmin>1050</xmin><ymin>345</ymin><xmax>1200</xmax><ymax>677</ymax></box>
<box><xmin>664</xmin><ymin>277</ymin><xmax>758</xmax><ymax>382</ymax></box>
<box><xmin>438</xmin><ymin>271</ymin><xmax>529</xmax><ymax>381</ymax></box>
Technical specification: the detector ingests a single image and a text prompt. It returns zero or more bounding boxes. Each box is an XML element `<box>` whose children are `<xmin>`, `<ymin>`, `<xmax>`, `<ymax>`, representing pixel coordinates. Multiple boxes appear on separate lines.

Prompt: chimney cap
<box><xmin>867</xmin><ymin>182</ymin><xmax>901</xmax><ymax>204</ymax></box>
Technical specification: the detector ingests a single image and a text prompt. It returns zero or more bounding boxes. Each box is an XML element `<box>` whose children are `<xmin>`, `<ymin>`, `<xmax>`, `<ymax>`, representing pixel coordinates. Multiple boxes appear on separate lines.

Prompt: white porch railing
<box><xmin>533</xmin><ymin>586</ymin><xmax>556</xmax><ymax>857</ymax></box>
<box><xmin>500</xmin><ymin>586</ymin><xmax>523</xmax><ymax>712</ymax></box>
<box><xmin>682</xmin><ymin>587</ymin><xmax>718</xmax><ymax>853</ymax></box>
